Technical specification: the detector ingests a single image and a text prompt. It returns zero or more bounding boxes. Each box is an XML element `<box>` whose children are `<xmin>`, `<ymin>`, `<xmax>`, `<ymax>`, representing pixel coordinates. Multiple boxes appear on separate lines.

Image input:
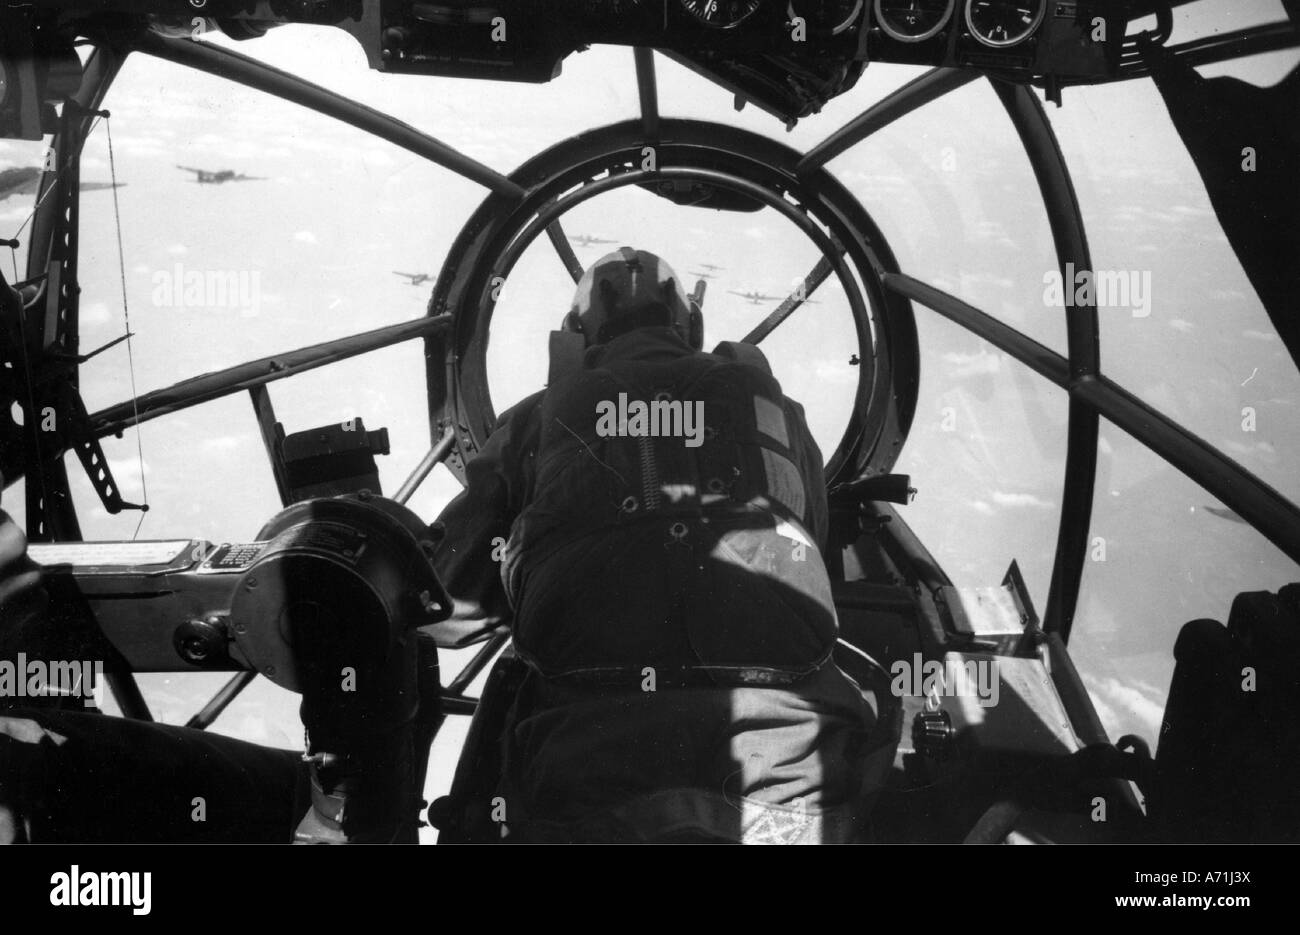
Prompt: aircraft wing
<box><xmin>0</xmin><ymin>166</ymin><xmax>41</xmax><ymax>200</ymax></box>
<box><xmin>176</xmin><ymin>165</ymin><xmax>206</xmax><ymax>174</ymax></box>
<box><xmin>1204</xmin><ymin>506</ymin><xmax>1248</xmax><ymax>525</ymax></box>
<box><xmin>81</xmin><ymin>181</ymin><xmax>126</xmax><ymax>192</ymax></box>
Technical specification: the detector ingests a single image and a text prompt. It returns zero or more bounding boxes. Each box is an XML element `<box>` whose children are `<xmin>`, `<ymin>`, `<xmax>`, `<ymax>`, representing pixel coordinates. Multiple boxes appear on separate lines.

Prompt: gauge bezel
<box><xmin>788</xmin><ymin>0</ymin><xmax>867</xmax><ymax>36</ymax></box>
<box><xmin>964</xmin><ymin>0</ymin><xmax>1046</xmax><ymax>48</ymax></box>
<box><xmin>680</xmin><ymin>0</ymin><xmax>765</xmax><ymax>29</ymax></box>
<box><xmin>873</xmin><ymin>0</ymin><xmax>955</xmax><ymax>43</ymax></box>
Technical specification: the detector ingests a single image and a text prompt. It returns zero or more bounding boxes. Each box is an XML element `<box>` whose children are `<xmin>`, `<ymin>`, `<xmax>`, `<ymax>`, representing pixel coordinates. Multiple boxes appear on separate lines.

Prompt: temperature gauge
<box><xmin>964</xmin><ymin>0</ymin><xmax>1046</xmax><ymax>48</ymax></box>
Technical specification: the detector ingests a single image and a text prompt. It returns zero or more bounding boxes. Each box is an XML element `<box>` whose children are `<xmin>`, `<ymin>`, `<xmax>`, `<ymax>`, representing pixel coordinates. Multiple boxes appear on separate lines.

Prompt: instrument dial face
<box><xmin>964</xmin><ymin>0</ymin><xmax>1045</xmax><ymax>48</ymax></box>
<box><xmin>788</xmin><ymin>0</ymin><xmax>866</xmax><ymax>35</ymax></box>
<box><xmin>874</xmin><ymin>0</ymin><xmax>954</xmax><ymax>43</ymax></box>
<box><xmin>680</xmin><ymin>0</ymin><xmax>764</xmax><ymax>28</ymax></box>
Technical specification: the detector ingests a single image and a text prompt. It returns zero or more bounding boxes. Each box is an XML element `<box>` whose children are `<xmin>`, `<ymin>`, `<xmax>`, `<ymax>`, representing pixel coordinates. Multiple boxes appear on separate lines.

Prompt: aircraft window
<box><xmin>1050</xmin><ymin>49</ymin><xmax>1300</xmax><ymax>507</ymax></box>
<box><xmin>894</xmin><ymin>302</ymin><xmax>1068</xmax><ymax>613</ymax></box>
<box><xmin>486</xmin><ymin>185</ymin><xmax>861</xmax><ymax>458</ymax></box>
<box><xmin>833</xmin><ymin>76</ymin><xmax>1070</xmax><ymax>356</ymax></box>
<box><xmin>0</xmin><ymin>139</ymin><xmax>49</xmax><ymax>283</ymax></box>
<box><xmin>216</xmin><ymin>27</ymin><xmax>640</xmax><ymax>168</ymax></box>
<box><xmin>1072</xmin><ymin>416</ymin><xmax>1300</xmax><ymax>751</ymax></box>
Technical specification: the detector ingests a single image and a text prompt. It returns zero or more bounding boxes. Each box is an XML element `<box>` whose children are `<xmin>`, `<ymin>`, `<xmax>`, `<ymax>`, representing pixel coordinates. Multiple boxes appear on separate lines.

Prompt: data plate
<box><xmin>196</xmin><ymin>542</ymin><xmax>270</xmax><ymax>574</ymax></box>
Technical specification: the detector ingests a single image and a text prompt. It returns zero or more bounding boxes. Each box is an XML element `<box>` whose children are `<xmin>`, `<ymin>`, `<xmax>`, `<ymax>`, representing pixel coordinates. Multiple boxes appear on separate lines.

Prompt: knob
<box><xmin>173</xmin><ymin>617</ymin><xmax>229</xmax><ymax>666</ymax></box>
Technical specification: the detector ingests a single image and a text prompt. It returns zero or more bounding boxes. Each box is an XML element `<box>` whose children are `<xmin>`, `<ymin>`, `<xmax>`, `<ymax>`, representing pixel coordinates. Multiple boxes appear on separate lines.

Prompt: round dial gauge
<box><xmin>680</xmin><ymin>0</ymin><xmax>764</xmax><ymax>28</ymax></box>
<box><xmin>788</xmin><ymin>0</ymin><xmax>866</xmax><ymax>35</ymax></box>
<box><xmin>874</xmin><ymin>0</ymin><xmax>954</xmax><ymax>43</ymax></box>
<box><xmin>964</xmin><ymin>0</ymin><xmax>1045</xmax><ymax>47</ymax></box>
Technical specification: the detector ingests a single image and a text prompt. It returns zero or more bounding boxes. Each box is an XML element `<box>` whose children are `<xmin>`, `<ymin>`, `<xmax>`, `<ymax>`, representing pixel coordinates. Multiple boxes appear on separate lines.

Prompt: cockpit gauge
<box><xmin>873</xmin><ymin>0</ymin><xmax>954</xmax><ymax>43</ymax></box>
<box><xmin>680</xmin><ymin>0</ymin><xmax>764</xmax><ymax>28</ymax></box>
<box><xmin>964</xmin><ymin>0</ymin><xmax>1046</xmax><ymax>48</ymax></box>
<box><xmin>788</xmin><ymin>0</ymin><xmax>866</xmax><ymax>36</ymax></box>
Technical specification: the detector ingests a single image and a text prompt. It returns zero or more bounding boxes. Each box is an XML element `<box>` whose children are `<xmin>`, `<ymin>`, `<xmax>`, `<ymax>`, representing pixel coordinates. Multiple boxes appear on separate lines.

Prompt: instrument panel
<box><xmin>864</xmin><ymin>0</ymin><xmax>1122</xmax><ymax>75</ymax></box>
<box><xmin>0</xmin><ymin>0</ymin><xmax>1130</xmax><ymax>137</ymax></box>
<box><xmin>367</xmin><ymin>0</ymin><xmax>1123</xmax><ymax>80</ymax></box>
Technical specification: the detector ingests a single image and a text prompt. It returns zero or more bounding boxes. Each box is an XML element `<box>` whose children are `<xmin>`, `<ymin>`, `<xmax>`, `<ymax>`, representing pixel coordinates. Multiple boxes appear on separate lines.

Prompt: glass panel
<box><xmin>487</xmin><ymin>184</ymin><xmax>862</xmax><ymax>459</ymax></box>
<box><xmin>211</xmin><ymin>27</ymin><xmax>639</xmax><ymax>170</ymax></box>
<box><xmin>894</xmin><ymin>306</ymin><xmax>1069</xmax><ymax>613</ymax></box>
<box><xmin>74</xmin><ymin>50</ymin><xmax>471</xmax><ymax>414</ymax></box>
<box><xmin>0</xmin><ymin>138</ymin><xmax>51</xmax><ymax>281</ymax></box>
<box><xmin>1072</xmin><ymin>417</ymin><xmax>1300</xmax><ymax>747</ymax></box>
<box><xmin>1048</xmin><ymin>16</ymin><xmax>1300</xmax><ymax>505</ymax></box>
<box><xmin>817</xmin><ymin>73</ymin><xmax>1070</xmax><ymax>355</ymax></box>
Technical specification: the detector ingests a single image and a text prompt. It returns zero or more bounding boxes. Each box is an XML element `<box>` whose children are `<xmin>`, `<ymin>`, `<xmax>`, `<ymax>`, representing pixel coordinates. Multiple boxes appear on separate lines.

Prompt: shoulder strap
<box><xmin>547</xmin><ymin>330</ymin><xmax>588</xmax><ymax>388</ymax></box>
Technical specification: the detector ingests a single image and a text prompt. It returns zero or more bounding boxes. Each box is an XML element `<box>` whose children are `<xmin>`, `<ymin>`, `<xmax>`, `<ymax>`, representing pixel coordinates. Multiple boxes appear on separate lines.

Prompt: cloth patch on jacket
<box><xmin>753</xmin><ymin>395</ymin><xmax>789</xmax><ymax>448</ymax></box>
<box><xmin>761</xmin><ymin>448</ymin><xmax>806</xmax><ymax>520</ymax></box>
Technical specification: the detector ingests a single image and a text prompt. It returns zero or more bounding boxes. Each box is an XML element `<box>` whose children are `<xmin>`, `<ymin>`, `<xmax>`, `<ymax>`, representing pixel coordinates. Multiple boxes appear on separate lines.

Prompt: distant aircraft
<box><xmin>177</xmin><ymin>165</ymin><xmax>266</xmax><ymax>184</ymax></box>
<box><xmin>728</xmin><ymin>288</ymin><xmax>820</xmax><ymax>305</ymax></box>
<box><xmin>0</xmin><ymin>166</ymin><xmax>125</xmax><ymax>200</ymax></box>
<box><xmin>700</xmin><ymin>263</ymin><xmax>724</xmax><ymax>271</ymax></box>
<box><xmin>728</xmin><ymin>289</ymin><xmax>782</xmax><ymax>304</ymax></box>
<box><xmin>689</xmin><ymin>269</ymin><xmax>718</xmax><ymax>280</ymax></box>
<box><xmin>393</xmin><ymin>271</ymin><xmax>434</xmax><ymax>286</ymax></box>
<box><xmin>571</xmin><ymin>234</ymin><xmax>617</xmax><ymax>248</ymax></box>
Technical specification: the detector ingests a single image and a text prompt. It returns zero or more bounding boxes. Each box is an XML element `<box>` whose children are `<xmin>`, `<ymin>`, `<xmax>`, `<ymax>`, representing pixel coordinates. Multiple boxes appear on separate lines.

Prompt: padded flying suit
<box><xmin>501</xmin><ymin>328</ymin><xmax>837</xmax><ymax>684</ymax></box>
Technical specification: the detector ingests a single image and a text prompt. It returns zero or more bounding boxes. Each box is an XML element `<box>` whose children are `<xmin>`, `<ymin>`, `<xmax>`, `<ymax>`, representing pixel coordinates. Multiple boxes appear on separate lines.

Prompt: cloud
<box><xmin>107</xmin><ymin>458</ymin><xmax>150</xmax><ymax>479</ymax></box>
<box><xmin>1167</xmin><ymin>319</ymin><xmax>1194</xmax><ymax>333</ymax></box>
<box><xmin>81</xmin><ymin>302</ymin><xmax>112</xmax><ymax>325</ymax></box>
<box><xmin>991</xmin><ymin>491</ymin><xmax>1054</xmax><ymax>509</ymax></box>
<box><xmin>294</xmin><ymin>230</ymin><xmax>319</xmax><ymax>244</ymax></box>
<box><xmin>166</xmin><ymin>243</ymin><xmax>188</xmax><ymax>256</ymax></box>
<box><xmin>941</xmin><ymin>348</ymin><xmax>1001</xmax><ymax>378</ymax></box>
<box><xmin>202</xmin><ymin>435</ymin><xmax>246</xmax><ymax>452</ymax></box>
<box><xmin>812</xmin><ymin>359</ymin><xmax>859</xmax><ymax>386</ymax></box>
<box><xmin>969</xmin><ymin>499</ymin><xmax>995</xmax><ymax>516</ymax></box>
<box><xmin>1081</xmin><ymin>672</ymin><xmax>1166</xmax><ymax>745</ymax></box>
<box><xmin>1243</xmin><ymin>329</ymin><xmax>1276</xmax><ymax>342</ymax></box>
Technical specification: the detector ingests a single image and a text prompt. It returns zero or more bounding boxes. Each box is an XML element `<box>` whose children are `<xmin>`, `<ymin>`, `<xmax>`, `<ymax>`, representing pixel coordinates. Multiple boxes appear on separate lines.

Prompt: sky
<box><xmin>1</xmin><ymin>1</ymin><xmax>1297</xmax><ymax>831</ymax></box>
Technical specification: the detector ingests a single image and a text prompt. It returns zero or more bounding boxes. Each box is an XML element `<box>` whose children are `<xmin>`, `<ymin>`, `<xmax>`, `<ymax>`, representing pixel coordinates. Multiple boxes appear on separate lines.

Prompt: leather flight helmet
<box><xmin>562</xmin><ymin>247</ymin><xmax>703</xmax><ymax>349</ymax></box>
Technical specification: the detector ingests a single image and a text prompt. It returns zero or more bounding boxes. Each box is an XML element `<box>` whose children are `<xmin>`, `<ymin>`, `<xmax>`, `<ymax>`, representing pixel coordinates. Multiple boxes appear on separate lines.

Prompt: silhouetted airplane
<box><xmin>571</xmin><ymin>234</ymin><xmax>616</xmax><ymax>247</ymax></box>
<box><xmin>177</xmin><ymin>165</ymin><xmax>266</xmax><ymax>184</ymax></box>
<box><xmin>728</xmin><ymin>288</ymin><xmax>820</xmax><ymax>305</ymax></box>
<box><xmin>690</xmin><ymin>269</ymin><xmax>718</xmax><ymax>280</ymax></box>
<box><xmin>0</xmin><ymin>166</ymin><xmax>125</xmax><ymax>200</ymax></box>
<box><xmin>393</xmin><ymin>271</ymin><xmax>434</xmax><ymax>286</ymax></box>
<box><xmin>700</xmin><ymin>263</ymin><xmax>724</xmax><ymax>271</ymax></box>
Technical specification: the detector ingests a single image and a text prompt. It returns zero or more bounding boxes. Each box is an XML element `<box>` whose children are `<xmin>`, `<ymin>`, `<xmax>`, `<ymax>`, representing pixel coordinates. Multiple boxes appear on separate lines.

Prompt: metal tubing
<box><xmin>394</xmin><ymin>427</ymin><xmax>458</xmax><ymax>506</ymax></box>
<box><xmin>184</xmin><ymin>671</ymin><xmax>258</xmax><ymax>730</ymax></box>
<box><xmin>798</xmin><ymin>68</ymin><xmax>981</xmax><ymax>175</ymax></box>
<box><xmin>134</xmin><ymin>32</ymin><xmax>526</xmax><ymax>200</ymax></box>
<box><xmin>994</xmin><ymin>79</ymin><xmax>1099</xmax><ymax>642</ymax></box>
<box><xmin>91</xmin><ymin>314</ymin><xmax>450</xmax><ymax>437</ymax></box>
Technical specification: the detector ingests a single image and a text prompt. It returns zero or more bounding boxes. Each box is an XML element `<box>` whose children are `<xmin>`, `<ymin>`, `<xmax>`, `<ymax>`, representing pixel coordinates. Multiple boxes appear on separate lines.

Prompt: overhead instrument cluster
<box><xmin>867</xmin><ymin>0</ymin><xmax>1124</xmax><ymax>78</ymax></box>
<box><xmin>0</xmin><ymin>0</ymin><xmax>1130</xmax><ymax>135</ymax></box>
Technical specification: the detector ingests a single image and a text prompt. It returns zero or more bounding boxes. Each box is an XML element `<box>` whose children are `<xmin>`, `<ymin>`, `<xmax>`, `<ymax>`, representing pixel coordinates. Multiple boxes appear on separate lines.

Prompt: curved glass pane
<box><xmin>1049</xmin><ymin>39</ymin><xmax>1300</xmax><ymax>506</ymax></box>
<box><xmin>895</xmin><ymin>307</ymin><xmax>1068</xmax><ymax>612</ymax></box>
<box><xmin>487</xmin><ymin>184</ymin><xmax>861</xmax><ymax>458</ymax></box>
<box><xmin>819</xmin><ymin>72</ymin><xmax>1070</xmax><ymax>355</ymax></box>
<box><xmin>1072</xmin><ymin>417</ymin><xmax>1300</xmax><ymax>747</ymax></box>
